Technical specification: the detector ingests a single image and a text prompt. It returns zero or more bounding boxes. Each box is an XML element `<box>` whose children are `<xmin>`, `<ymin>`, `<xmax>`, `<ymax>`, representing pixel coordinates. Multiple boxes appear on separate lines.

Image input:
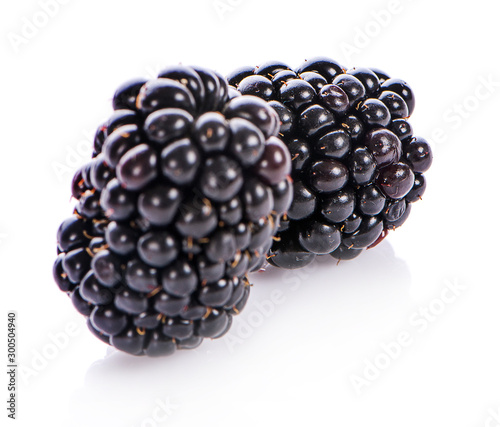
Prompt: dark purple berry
<box><xmin>162</xmin><ymin>318</ymin><xmax>194</xmax><ymax>340</ymax></box>
<box><xmin>255</xmin><ymin>61</ymin><xmax>290</xmax><ymax>76</ymax></box>
<box><xmin>198</xmin><ymin>278</ymin><xmax>234</xmax><ymax>307</ymax></box>
<box><xmin>110</xmin><ymin>328</ymin><xmax>146</xmax><ymax>355</ymax></box>
<box><xmin>341</xmin><ymin>115</ymin><xmax>364</xmax><ymax>142</ymax></box>
<box><xmin>313</xmin><ymin>129</ymin><xmax>350</xmax><ymax>159</ymax></box>
<box><xmin>57</xmin><ymin>217</ymin><xmax>89</xmax><ymax>252</ymax></box>
<box><xmin>343</xmin><ymin>216</ymin><xmax>383</xmax><ymax>249</ymax></box>
<box><xmin>205</xmin><ymin>229</ymin><xmax>237</xmax><ymax>263</ymax></box>
<box><xmin>321</xmin><ymin>188</ymin><xmax>355</xmax><ymax>223</ymax></box>
<box><xmin>116</xmin><ymin>144</ymin><xmax>157</xmax><ymax>191</ymax></box>
<box><xmin>100</xmin><ymin>178</ymin><xmax>136</xmax><ymax>220</ymax></box>
<box><xmin>200</xmin><ymin>155</ymin><xmax>243</xmax><ymax>202</ymax></box>
<box><xmin>90</xmin><ymin>305</ymin><xmax>128</xmax><ymax>336</ymax></box>
<box><xmin>63</xmin><ymin>248</ymin><xmax>92</xmax><ymax>283</ymax></box>
<box><xmin>227</xmin><ymin>66</ymin><xmax>254</xmax><ymax>87</ymax></box>
<box><xmin>238</xmin><ymin>75</ymin><xmax>275</xmax><ymax>100</ymax></box>
<box><xmin>319</xmin><ymin>84</ymin><xmax>349</xmax><ymax>115</ymax></box>
<box><xmin>332</xmin><ymin>74</ymin><xmax>366</xmax><ymax>106</ymax></box>
<box><xmin>228</xmin><ymin>118</ymin><xmax>266</xmax><ymax>167</ymax></box>
<box><xmin>381</xmin><ymin>78</ymin><xmax>415</xmax><ymax>115</ymax></box>
<box><xmin>137</xmin><ymin>79</ymin><xmax>196</xmax><ymax>115</ymax></box>
<box><xmin>224</xmin><ymin>96</ymin><xmax>279</xmax><ymax>139</ymax></box>
<box><xmin>157</xmin><ymin>65</ymin><xmax>205</xmax><ymax>108</ymax></box>
<box><xmin>268</xmin><ymin>233</ymin><xmax>316</xmax><ymax>269</ymax></box>
<box><xmin>102</xmin><ymin>124</ymin><xmax>141</xmax><ymax>168</ymax></box>
<box><xmin>357</xmin><ymin>184</ymin><xmax>386</xmax><ymax>216</ymax></box>
<box><xmin>80</xmin><ymin>272</ymin><xmax>114</xmax><ymax>305</ymax></box>
<box><xmin>125</xmin><ymin>259</ymin><xmax>158</xmax><ymax>293</ymax></box>
<box><xmin>330</xmin><ymin>244</ymin><xmax>363</xmax><ymax>260</ymax></box>
<box><xmin>390</xmin><ymin>119</ymin><xmax>413</xmax><ymax>141</ymax></box>
<box><xmin>154</xmin><ymin>292</ymin><xmax>189</xmax><ymax>317</ymax></box>
<box><xmin>144</xmin><ymin>331</ymin><xmax>176</xmax><ymax>357</ymax></box>
<box><xmin>379</xmin><ymin>91</ymin><xmax>409</xmax><ymax>119</ymax></box>
<box><xmin>309</xmin><ymin>160</ymin><xmax>349</xmax><ymax>193</ymax></box>
<box><xmin>299</xmin><ymin>222</ymin><xmax>341</xmax><ymax>255</ymax></box>
<box><xmin>357</xmin><ymin>99</ymin><xmax>391</xmax><ymax>127</ymax></box>
<box><xmin>298</xmin><ymin>104</ymin><xmax>335</xmax><ymax>137</ymax></box>
<box><xmin>218</xmin><ymin>197</ymin><xmax>243</xmax><ymax>226</ymax></box>
<box><xmin>144</xmin><ymin>108</ymin><xmax>193</xmax><ymax>144</ymax></box>
<box><xmin>347</xmin><ymin>68</ymin><xmax>380</xmax><ymax>96</ymax></box>
<box><xmin>196</xmin><ymin>309</ymin><xmax>229</xmax><ymax>338</ymax></box>
<box><xmin>385</xmin><ymin>201</ymin><xmax>412</xmax><ymax>229</ymax></box>
<box><xmin>90</xmin><ymin>155</ymin><xmax>114</xmax><ymax>191</ymax></box>
<box><xmin>404</xmin><ymin>137</ymin><xmax>433</xmax><ymax>173</ymax></box>
<box><xmin>176</xmin><ymin>197</ymin><xmax>218</xmax><ymax>239</ymax></box>
<box><xmin>160</xmin><ymin>138</ymin><xmax>201</xmax><ymax>185</ymax></box>
<box><xmin>161</xmin><ymin>259</ymin><xmax>197</xmax><ymax>297</ymax></box>
<box><xmin>295</xmin><ymin>57</ymin><xmax>344</xmax><ymax>80</ymax></box>
<box><xmin>287</xmin><ymin>181</ymin><xmax>316</xmax><ymax>220</ymax></box>
<box><xmin>268</xmin><ymin>101</ymin><xmax>294</xmax><ymax>135</ymax></box>
<box><xmin>53</xmin><ymin>254</ymin><xmax>75</xmax><ymax>292</ymax></box>
<box><xmin>71</xmin><ymin>287</ymin><xmax>93</xmax><ymax>316</ymax></box>
<box><xmin>242</xmin><ymin>178</ymin><xmax>273</xmax><ymax>222</ymax></box>
<box><xmin>272</xmin><ymin>177</ymin><xmax>293</xmax><ymax>215</ymax></box>
<box><xmin>91</xmin><ymin>250</ymin><xmax>122</xmax><ymax>287</ymax></box>
<box><xmin>288</xmin><ymin>138</ymin><xmax>310</xmax><ymax>172</ymax></box>
<box><xmin>137</xmin><ymin>231</ymin><xmax>178</xmax><ymax>268</ymax></box>
<box><xmin>406</xmin><ymin>173</ymin><xmax>426</xmax><ymax>203</ymax></box>
<box><xmin>279</xmin><ymin>79</ymin><xmax>316</xmax><ymax>110</ymax></box>
<box><xmin>193</xmin><ymin>112</ymin><xmax>230</xmax><ymax>152</ymax></box>
<box><xmin>115</xmin><ymin>289</ymin><xmax>148</xmax><ymax>315</ymax></box>
<box><xmin>254</xmin><ymin>137</ymin><xmax>291</xmax><ymax>185</ymax></box>
<box><xmin>364</xmin><ymin>129</ymin><xmax>402</xmax><ymax>167</ymax></box>
<box><xmin>376</xmin><ymin>162</ymin><xmax>415</xmax><ymax>199</ymax></box>
<box><xmin>272</xmin><ymin>70</ymin><xmax>297</xmax><ymax>90</ymax></box>
<box><xmin>138</xmin><ymin>184</ymin><xmax>181</xmax><ymax>227</ymax></box>
<box><xmin>112</xmin><ymin>78</ymin><xmax>147</xmax><ymax>111</ymax></box>
<box><xmin>299</xmin><ymin>72</ymin><xmax>328</xmax><ymax>92</ymax></box>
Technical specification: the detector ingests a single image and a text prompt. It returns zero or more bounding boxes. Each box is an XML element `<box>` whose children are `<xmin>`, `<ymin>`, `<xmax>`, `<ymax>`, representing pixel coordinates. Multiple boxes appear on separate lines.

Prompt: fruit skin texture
<box><xmin>230</xmin><ymin>58</ymin><xmax>432</xmax><ymax>269</ymax></box>
<box><xmin>55</xmin><ymin>65</ymin><xmax>292</xmax><ymax>356</ymax></box>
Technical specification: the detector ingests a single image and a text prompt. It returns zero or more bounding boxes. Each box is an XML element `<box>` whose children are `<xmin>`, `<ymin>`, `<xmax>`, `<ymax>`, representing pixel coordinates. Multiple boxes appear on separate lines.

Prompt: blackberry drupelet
<box><xmin>54</xmin><ymin>65</ymin><xmax>292</xmax><ymax>356</ymax></box>
<box><xmin>228</xmin><ymin>58</ymin><xmax>432</xmax><ymax>269</ymax></box>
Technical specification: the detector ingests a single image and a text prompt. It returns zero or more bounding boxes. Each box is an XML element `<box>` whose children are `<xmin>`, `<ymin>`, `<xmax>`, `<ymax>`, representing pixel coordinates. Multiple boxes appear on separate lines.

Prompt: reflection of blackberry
<box><xmin>228</xmin><ymin>58</ymin><xmax>432</xmax><ymax>269</ymax></box>
<box><xmin>54</xmin><ymin>65</ymin><xmax>292</xmax><ymax>356</ymax></box>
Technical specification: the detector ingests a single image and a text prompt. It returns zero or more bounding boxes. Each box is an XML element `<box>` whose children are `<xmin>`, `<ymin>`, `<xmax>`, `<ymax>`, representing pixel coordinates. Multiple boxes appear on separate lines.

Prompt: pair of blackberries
<box><xmin>54</xmin><ymin>58</ymin><xmax>432</xmax><ymax>357</ymax></box>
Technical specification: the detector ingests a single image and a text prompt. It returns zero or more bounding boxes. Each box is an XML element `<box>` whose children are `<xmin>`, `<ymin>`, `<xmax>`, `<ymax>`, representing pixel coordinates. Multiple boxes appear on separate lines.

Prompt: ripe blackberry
<box><xmin>229</xmin><ymin>58</ymin><xmax>432</xmax><ymax>269</ymax></box>
<box><xmin>55</xmin><ymin>65</ymin><xmax>292</xmax><ymax>356</ymax></box>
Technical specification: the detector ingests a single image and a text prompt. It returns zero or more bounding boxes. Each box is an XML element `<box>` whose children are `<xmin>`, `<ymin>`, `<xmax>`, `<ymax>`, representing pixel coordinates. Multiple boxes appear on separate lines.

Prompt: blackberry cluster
<box><xmin>228</xmin><ymin>58</ymin><xmax>432</xmax><ymax>269</ymax></box>
<box><xmin>53</xmin><ymin>65</ymin><xmax>292</xmax><ymax>356</ymax></box>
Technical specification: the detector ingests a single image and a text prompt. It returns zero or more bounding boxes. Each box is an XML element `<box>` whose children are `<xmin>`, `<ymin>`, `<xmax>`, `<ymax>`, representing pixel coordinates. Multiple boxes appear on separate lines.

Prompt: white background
<box><xmin>1</xmin><ymin>0</ymin><xmax>500</xmax><ymax>426</ymax></box>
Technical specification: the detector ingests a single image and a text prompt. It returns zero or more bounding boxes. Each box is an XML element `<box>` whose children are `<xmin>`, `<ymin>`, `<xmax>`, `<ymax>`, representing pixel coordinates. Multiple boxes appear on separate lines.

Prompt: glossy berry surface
<box><xmin>55</xmin><ymin>65</ymin><xmax>292</xmax><ymax>356</ymax></box>
<box><xmin>229</xmin><ymin>57</ymin><xmax>432</xmax><ymax>268</ymax></box>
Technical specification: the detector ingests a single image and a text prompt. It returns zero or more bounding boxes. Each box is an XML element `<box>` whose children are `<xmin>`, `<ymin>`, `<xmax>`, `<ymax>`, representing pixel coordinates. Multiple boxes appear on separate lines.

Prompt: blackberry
<box><xmin>229</xmin><ymin>58</ymin><xmax>432</xmax><ymax>269</ymax></box>
<box><xmin>55</xmin><ymin>65</ymin><xmax>292</xmax><ymax>356</ymax></box>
